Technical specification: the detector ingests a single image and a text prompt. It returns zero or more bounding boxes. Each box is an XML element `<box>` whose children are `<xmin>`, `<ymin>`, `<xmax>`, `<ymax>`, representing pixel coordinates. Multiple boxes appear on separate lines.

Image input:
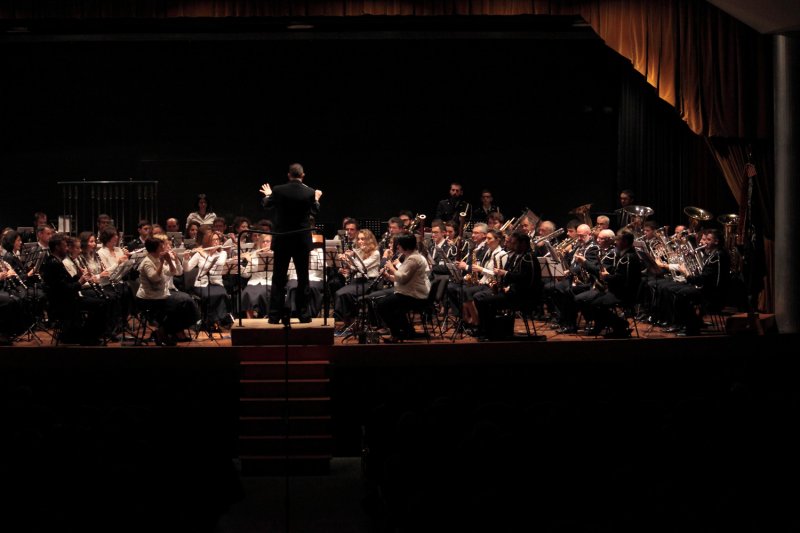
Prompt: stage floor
<box><xmin>10</xmin><ymin>315</ymin><xmax>714</xmax><ymax>348</ymax></box>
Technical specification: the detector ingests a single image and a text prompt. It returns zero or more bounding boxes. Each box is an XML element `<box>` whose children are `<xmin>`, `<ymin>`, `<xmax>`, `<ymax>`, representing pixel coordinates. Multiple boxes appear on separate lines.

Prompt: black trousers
<box><xmin>474</xmin><ymin>292</ymin><xmax>519</xmax><ymax>339</ymax></box>
<box><xmin>376</xmin><ymin>292</ymin><xmax>425</xmax><ymax>339</ymax></box>
<box><xmin>270</xmin><ymin>241</ymin><xmax>310</xmax><ymax>320</ymax></box>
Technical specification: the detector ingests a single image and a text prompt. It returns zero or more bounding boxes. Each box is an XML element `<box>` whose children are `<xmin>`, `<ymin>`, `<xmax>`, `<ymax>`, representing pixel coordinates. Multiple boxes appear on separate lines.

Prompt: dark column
<box><xmin>774</xmin><ymin>34</ymin><xmax>800</xmax><ymax>333</ymax></box>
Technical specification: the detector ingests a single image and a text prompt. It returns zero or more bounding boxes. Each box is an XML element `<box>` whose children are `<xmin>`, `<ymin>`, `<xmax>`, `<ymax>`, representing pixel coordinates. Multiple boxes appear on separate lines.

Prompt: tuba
<box><xmin>718</xmin><ymin>213</ymin><xmax>742</xmax><ymax>274</ymax></box>
<box><xmin>684</xmin><ymin>206</ymin><xmax>713</xmax><ymax>234</ymax></box>
<box><xmin>568</xmin><ymin>203</ymin><xmax>593</xmax><ymax>227</ymax></box>
<box><xmin>622</xmin><ymin>205</ymin><xmax>654</xmax><ymax>237</ymax></box>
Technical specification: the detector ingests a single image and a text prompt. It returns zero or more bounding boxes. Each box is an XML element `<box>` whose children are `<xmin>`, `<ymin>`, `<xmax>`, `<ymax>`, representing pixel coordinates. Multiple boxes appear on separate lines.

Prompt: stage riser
<box><xmin>240</xmin><ymin>379</ymin><xmax>330</xmax><ymax>397</ymax></box>
<box><xmin>240</xmin><ymin>361</ymin><xmax>330</xmax><ymax>380</ymax></box>
<box><xmin>231</xmin><ymin>318</ymin><xmax>335</xmax><ymax>347</ymax></box>
<box><xmin>238</xmin><ymin>435</ymin><xmax>333</xmax><ymax>455</ymax></box>
<box><xmin>239</xmin><ymin>416</ymin><xmax>332</xmax><ymax>437</ymax></box>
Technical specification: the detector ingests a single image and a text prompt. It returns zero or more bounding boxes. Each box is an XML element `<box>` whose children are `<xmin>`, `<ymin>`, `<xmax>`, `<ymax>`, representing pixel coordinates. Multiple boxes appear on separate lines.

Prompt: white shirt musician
<box><xmin>376</xmin><ymin>233</ymin><xmax>431</xmax><ymax>342</ymax></box>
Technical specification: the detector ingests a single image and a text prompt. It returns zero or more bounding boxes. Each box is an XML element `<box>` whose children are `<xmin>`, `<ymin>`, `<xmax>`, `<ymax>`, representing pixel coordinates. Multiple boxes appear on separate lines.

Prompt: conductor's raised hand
<box><xmin>314</xmin><ymin>189</ymin><xmax>323</xmax><ymax>202</ymax></box>
<box><xmin>260</xmin><ymin>183</ymin><xmax>272</xmax><ymax>197</ymax></box>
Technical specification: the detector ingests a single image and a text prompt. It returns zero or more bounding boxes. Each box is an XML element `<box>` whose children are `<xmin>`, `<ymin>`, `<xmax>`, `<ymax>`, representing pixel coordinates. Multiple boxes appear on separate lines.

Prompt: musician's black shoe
<box><xmin>267</xmin><ymin>317</ymin><xmax>281</xmax><ymax>324</ymax></box>
<box><xmin>298</xmin><ymin>316</ymin><xmax>313</xmax><ymax>324</ymax></box>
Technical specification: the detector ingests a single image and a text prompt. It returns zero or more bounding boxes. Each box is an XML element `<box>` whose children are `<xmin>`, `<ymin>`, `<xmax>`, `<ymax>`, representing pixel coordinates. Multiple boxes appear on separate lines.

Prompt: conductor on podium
<box><xmin>259</xmin><ymin>163</ymin><xmax>322</xmax><ymax>323</ymax></box>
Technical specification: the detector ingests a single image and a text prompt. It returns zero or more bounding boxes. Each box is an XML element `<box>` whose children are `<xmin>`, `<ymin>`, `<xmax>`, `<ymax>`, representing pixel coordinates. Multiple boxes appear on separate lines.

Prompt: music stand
<box><xmin>166</xmin><ymin>232</ymin><xmax>184</xmax><ymax>247</ymax></box>
<box><xmin>338</xmin><ymin>251</ymin><xmax>378</xmax><ymax>344</ymax></box>
<box><xmin>323</xmin><ymin>240</ymin><xmax>342</xmax><ymax>323</ymax></box>
<box><xmin>538</xmin><ymin>257</ymin><xmax>566</xmax><ymax>280</ymax></box>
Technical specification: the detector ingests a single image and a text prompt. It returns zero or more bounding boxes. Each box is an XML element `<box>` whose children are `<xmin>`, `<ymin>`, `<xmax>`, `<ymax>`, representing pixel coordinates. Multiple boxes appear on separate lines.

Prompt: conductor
<box><xmin>259</xmin><ymin>163</ymin><xmax>323</xmax><ymax>324</ymax></box>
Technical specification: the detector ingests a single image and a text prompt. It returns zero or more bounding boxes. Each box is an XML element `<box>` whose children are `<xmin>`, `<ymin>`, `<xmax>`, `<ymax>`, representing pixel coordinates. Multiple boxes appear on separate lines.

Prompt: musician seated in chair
<box><xmin>186</xmin><ymin>230</ymin><xmax>231</xmax><ymax>329</ymax></box>
<box><xmin>474</xmin><ymin>230</ymin><xmax>541</xmax><ymax>341</ymax></box>
<box><xmin>587</xmin><ymin>230</ymin><xmax>641</xmax><ymax>338</ymax></box>
<box><xmin>334</xmin><ymin>228</ymin><xmax>381</xmax><ymax>326</ymax></box>
<box><xmin>427</xmin><ymin>220</ymin><xmax>456</xmax><ymax>276</ymax></box>
<box><xmin>671</xmin><ymin>229</ymin><xmax>729</xmax><ymax>336</ymax></box>
<box><xmin>40</xmin><ymin>233</ymin><xmax>108</xmax><ymax>345</ymax></box>
<box><xmin>137</xmin><ymin>237</ymin><xmax>199</xmax><ymax>345</ymax></box>
<box><xmin>376</xmin><ymin>232</ymin><xmax>431</xmax><ymax>342</ymax></box>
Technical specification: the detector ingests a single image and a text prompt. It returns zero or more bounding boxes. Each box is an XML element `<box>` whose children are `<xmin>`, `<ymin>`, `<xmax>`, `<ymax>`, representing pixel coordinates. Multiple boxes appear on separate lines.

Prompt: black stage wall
<box><xmin>2</xmin><ymin>26</ymin><xmax>735</xmax><ymax>235</ymax></box>
<box><xmin>4</xmin><ymin>34</ymin><xmax>619</xmax><ymax>232</ymax></box>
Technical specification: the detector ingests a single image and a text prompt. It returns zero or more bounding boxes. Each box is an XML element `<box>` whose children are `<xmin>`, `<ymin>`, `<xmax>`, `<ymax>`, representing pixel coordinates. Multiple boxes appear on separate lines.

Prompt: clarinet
<box><xmin>0</xmin><ymin>258</ymin><xmax>27</xmax><ymax>290</ymax></box>
<box><xmin>77</xmin><ymin>255</ymin><xmax>109</xmax><ymax>300</ymax></box>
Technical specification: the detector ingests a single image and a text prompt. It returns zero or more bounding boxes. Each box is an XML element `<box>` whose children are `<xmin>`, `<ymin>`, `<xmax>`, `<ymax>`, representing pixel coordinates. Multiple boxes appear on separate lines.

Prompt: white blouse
<box><xmin>97</xmin><ymin>246</ymin><xmax>126</xmax><ymax>271</ymax></box>
<box><xmin>241</xmin><ymin>251</ymin><xmax>274</xmax><ymax>286</ymax></box>
<box><xmin>393</xmin><ymin>252</ymin><xmax>431</xmax><ymax>300</ymax></box>
<box><xmin>137</xmin><ymin>254</ymin><xmax>169</xmax><ymax>299</ymax></box>
<box><xmin>186</xmin><ymin>211</ymin><xmax>217</xmax><ymax>228</ymax></box>
<box><xmin>187</xmin><ymin>250</ymin><xmax>226</xmax><ymax>287</ymax></box>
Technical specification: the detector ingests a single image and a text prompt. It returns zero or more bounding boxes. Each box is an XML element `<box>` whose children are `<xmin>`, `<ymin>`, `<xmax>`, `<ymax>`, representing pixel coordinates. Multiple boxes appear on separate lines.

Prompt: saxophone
<box><xmin>463</xmin><ymin>246</ymin><xmax>480</xmax><ymax>286</ymax></box>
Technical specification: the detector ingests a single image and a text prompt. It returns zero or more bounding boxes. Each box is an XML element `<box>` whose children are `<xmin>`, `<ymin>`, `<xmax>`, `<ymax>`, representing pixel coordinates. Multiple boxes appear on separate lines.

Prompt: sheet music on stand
<box><xmin>538</xmin><ymin>257</ymin><xmax>566</xmax><ymax>278</ymax></box>
<box><xmin>110</xmin><ymin>258</ymin><xmax>136</xmax><ymax>284</ymax></box>
<box><xmin>21</xmin><ymin>243</ymin><xmax>42</xmax><ymax>270</ymax></box>
<box><xmin>310</xmin><ymin>247</ymin><xmax>325</xmax><ymax>274</ymax></box>
<box><xmin>324</xmin><ymin>240</ymin><xmax>342</xmax><ymax>268</ymax></box>
<box><xmin>208</xmin><ymin>254</ymin><xmax>228</xmax><ymax>278</ymax></box>
<box><xmin>250</xmin><ymin>250</ymin><xmax>274</xmax><ymax>275</ymax></box>
<box><xmin>445</xmin><ymin>257</ymin><xmax>462</xmax><ymax>284</ymax></box>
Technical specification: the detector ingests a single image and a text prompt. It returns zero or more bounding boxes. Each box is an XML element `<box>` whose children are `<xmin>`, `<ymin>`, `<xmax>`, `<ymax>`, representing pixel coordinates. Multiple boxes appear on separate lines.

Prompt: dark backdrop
<box><xmin>1</xmin><ymin>34</ymin><xmax>626</xmax><ymax>234</ymax></box>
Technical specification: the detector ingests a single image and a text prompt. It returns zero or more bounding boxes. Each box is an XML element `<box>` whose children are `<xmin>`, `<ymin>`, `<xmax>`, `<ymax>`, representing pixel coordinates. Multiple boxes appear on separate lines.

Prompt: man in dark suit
<box><xmin>259</xmin><ymin>163</ymin><xmax>322</xmax><ymax>323</ymax></box>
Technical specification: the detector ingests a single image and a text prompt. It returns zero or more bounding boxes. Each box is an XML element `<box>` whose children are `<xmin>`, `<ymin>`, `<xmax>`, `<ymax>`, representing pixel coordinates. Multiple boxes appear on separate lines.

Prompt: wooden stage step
<box><xmin>239</xmin><ymin>455</ymin><xmax>332</xmax><ymax>476</ymax></box>
<box><xmin>240</xmin><ymin>378</ymin><xmax>330</xmax><ymax>396</ymax></box>
<box><xmin>240</xmin><ymin>360</ymin><xmax>330</xmax><ymax>379</ymax></box>
<box><xmin>239</xmin><ymin>415</ymin><xmax>332</xmax><ymax>436</ymax></box>
<box><xmin>239</xmin><ymin>435</ymin><xmax>333</xmax><ymax>455</ymax></box>
<box><xmin>240</xmin><ymin>396</ymin><xmax>331</xmax><ymax>417</ymax></box>
<box><xmin>231</xmin><ymin>318</ymin><xmax>335</xmax><ymax>346</ymax></box>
